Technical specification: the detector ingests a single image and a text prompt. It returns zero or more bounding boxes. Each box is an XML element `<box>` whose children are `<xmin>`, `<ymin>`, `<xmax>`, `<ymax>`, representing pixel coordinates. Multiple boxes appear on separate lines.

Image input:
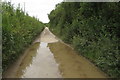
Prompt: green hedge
<box><xmin>48</xmin><ymin>2</ymin><xmax>120</xmax><ymax>77</ymax></box>
<box><xmin>2</xmin><ymin>2</ymin><xmax>44</xmax><ymax>72</ymax></box>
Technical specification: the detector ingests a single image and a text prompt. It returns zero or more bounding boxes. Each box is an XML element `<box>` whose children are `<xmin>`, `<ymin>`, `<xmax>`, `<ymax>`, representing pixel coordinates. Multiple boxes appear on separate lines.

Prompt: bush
<box><xmin>2</xmin><ymin>2</ymin><xmax>44</xmax><ymax>72</ymax></box>
<box><xmin>48</xmin><ymin>2</ymin><xmax>120</xmax><ymax>77</ymax></box>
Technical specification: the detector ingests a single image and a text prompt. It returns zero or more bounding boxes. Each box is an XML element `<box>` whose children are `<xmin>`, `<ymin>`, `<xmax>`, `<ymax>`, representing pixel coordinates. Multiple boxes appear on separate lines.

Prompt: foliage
<box><xmin>48</xmin><ymin>2</ymin><xmax>120</xmax><ymax>77</ymax></box>
<box><xmin>2</xmin><ymin>2</ymin><xmax>44</xmax><ymax>72</ymax></box>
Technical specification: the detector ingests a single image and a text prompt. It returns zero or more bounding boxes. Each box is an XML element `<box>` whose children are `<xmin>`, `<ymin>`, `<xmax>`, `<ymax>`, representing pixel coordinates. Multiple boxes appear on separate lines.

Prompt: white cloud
<box><xmin>4</xmin><ymin>0</ymin><xmax>63</xmax><ymax>23</ymax></box>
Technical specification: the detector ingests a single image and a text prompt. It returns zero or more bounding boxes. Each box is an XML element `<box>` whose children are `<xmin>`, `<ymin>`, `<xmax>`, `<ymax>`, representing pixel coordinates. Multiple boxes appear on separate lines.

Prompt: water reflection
<box><xmin>15</xmin><ymin>42</ymin><xmax>40</xmax><ymax>78</ymax></box>
<box><xmin>16</xmin><ymin>42</ymin><xmax>61</xmax><ymax>78</ymax></box>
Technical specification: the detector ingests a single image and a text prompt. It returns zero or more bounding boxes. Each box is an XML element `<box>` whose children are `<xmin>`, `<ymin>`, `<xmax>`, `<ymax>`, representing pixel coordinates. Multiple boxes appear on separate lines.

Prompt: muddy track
<box><xmin>3</xmin><ymin>27</ymin><xmax>108</xmax><ymax>78</ymax></box>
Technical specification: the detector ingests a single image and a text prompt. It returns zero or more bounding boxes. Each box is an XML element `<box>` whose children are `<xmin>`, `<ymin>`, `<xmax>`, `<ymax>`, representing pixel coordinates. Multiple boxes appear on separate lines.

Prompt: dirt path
<box><xmin>3</xmin><ymin>27</ymin><xmax>108</xmax><ymax>78</ymax></box>
<box><xmin>38</xmin><ymin>27</ymin><xmax>58</xmax><ymax>43</ymax></box>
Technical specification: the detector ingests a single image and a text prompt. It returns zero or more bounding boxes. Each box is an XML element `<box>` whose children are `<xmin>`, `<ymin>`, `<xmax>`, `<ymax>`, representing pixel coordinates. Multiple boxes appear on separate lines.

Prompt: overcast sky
<box><xmin>4</xmin><ymin>0</ymin><xmax>63</xmax><ymax>23</ymax></box>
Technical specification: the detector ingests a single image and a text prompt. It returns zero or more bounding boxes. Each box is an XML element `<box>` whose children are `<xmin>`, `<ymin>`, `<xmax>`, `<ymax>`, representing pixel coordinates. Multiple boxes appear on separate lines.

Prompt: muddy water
<box><xmin>48</xmin><ymin>41</ymin><xmax>108</xmax><ymax>78</ymax></box>
<box><xmin>15</xmin><ymin>42</ymin><xmax>61</xmax><ymax>78</ymax></box>
<box><xmin>16</xmin><ymin>42</ymin><xmax>40</xmax><ymax>78</ymax></box>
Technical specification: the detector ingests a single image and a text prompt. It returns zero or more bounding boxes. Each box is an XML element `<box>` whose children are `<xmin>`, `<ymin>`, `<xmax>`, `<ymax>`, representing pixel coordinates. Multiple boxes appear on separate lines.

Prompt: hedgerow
<box><xmin>48</xmin><ymin>2</ymin><xmax>120</xmax><ymax>77</ymax></box>
<box><xmin>2</xmin><ymin>2</ymin><xmax>44</xmax><ymax>72</ymax></box>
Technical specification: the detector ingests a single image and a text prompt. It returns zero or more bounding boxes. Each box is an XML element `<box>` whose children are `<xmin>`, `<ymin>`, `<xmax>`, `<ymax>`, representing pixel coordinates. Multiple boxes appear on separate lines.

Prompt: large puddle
<box><xmin>3</xmin><ymin>41</ymin><xmax>108</xmax><ymax>78</ymax></box>
<box><xmin>16</xmin><ymin>42</ymin><xmax>61</xmax><ymax>78</ymax></box>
